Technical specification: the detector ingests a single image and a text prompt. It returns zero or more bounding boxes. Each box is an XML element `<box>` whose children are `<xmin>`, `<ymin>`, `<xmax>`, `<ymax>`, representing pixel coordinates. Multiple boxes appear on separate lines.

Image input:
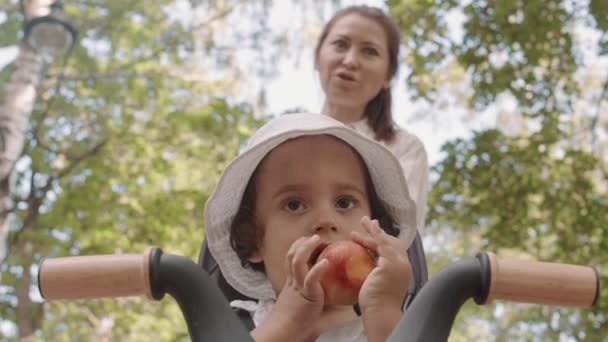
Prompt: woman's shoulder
<box><xmin>390</xmin><ymin>126</ymin><xmax>427</xmax><ymax>158</ymax></box>
<box><xmin>348</xmin><ymin>119</ymin><xmax>427</xmax><ymax>157</ymax></box>
<box><xmin>393</xmin><ymin>126</ymin><xmax>425</xmax><ymax>148</ymax></box>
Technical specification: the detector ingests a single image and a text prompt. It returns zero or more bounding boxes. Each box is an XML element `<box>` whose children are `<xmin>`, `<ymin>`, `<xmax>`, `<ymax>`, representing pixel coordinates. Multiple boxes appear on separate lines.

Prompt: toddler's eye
<box><xmin>284</xmin><ymin>199</ymin><xmax>306</xmax><ymax>212</ymax></box>
<box><xmin>335</xmin><ymin>196</ymin><xmax>356</xmax><ymax>210</ymax></box>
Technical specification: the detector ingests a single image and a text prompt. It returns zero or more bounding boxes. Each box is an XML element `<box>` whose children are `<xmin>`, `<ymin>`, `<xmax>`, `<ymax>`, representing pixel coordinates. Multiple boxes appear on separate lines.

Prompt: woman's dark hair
<box><xmin>314</xmin><ymin>5</ymin><xmax>402</xmax><ymax>143</ymax></box>
<box><xmin>229</xmin><ymin>138</ymin><xmax>399</xmax><ymax>272</ymax></box>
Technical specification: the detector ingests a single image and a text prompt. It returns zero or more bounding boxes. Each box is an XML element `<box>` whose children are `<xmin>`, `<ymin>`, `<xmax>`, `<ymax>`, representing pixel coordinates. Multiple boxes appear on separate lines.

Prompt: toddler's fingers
<box><xmin>360</xmin><ymin>218</ymin><xmax>407</xmax><ymax>262</ymax></box>
<box><xmin>285</xmin><ymin>236</ymin><xmax>309</xmax><ymax>281</ymax></box>
<box><xmin>360</xmin><ymin>216</ymin><xmax>375</xmax><ymax>236</ymax></box>
<box><xmin>301</xmin><ymin>258</ymin><xmax>328</xmax><ymax>301</ymax></box>
<box><xmin>361</xmin><ymin>217</ymin><xmax>389</xmax><ymax>240</ymax></box>
<box><xmin>350</xmin><ymin>231</ymin><xmax>378</xmax><ymax>252</ymax></box>
<box><xmin>291</xmin><ymin>235</ymin><xmax>322</xmax><ymax>286</ymax></box>
<box><xmin>361</xmin><ymin>217</ymin><xmax>396</xmax><ymax>248</ymax></box>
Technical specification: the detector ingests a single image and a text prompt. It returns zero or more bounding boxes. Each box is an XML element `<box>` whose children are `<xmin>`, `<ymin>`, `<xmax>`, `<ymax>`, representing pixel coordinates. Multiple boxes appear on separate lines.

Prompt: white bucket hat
<box><xmin>204</xmin><ymin>113</ymin><xmax>417</xmax><ymax>301</ymax></box>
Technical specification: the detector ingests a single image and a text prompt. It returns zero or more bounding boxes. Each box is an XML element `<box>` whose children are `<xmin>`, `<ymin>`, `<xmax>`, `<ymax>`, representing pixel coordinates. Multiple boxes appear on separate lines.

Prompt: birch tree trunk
<box><xmin>0</xmin><ymin>0</ymin><xmax>48</xmax><ymax>262</ymax></box>
<box><xmin>0</xmin><ymin>2</ymin><xmax>51</xmax><ymax>341</ymax></box>
<box><xmin>0</xmin><ymin>43</ymin><xmax>43</xmax><ymax>261</ymax></box>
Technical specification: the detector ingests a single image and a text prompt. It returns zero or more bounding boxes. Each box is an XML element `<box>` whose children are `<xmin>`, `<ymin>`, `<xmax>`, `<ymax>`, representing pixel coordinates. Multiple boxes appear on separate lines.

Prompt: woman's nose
<box><xmin>342</xmin><ymin>49</ymin><xmax>359</xmax><ymax>69</ymax></box>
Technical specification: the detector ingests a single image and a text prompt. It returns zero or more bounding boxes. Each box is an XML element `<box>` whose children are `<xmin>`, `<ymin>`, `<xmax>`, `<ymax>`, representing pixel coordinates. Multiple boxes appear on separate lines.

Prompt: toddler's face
<box><xmin>248</xmin><ymin>135</ymin><xmax>372</xmax><ymax>294</ymax></box>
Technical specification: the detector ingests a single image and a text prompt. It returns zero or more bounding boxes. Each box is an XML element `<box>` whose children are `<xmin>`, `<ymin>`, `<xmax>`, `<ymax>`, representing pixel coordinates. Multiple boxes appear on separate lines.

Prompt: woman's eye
<box><xmin>363</xmin><ymin>47</ymin><xmax>379</xmax><ymax>56</ymax></box>
<box><xmin>332</xmin><ymin>39</ymin><xmax>347</xmax><ymax>48</ymax></box>
<box><xmin>335</xmin><ymin>196</ymin><xmax>356</xmax><ymax>209</ymax></box>
<box><xmin>284</xmin><ymin>200</ymin><xmax>305</xmax><ymax>212</ymax></box>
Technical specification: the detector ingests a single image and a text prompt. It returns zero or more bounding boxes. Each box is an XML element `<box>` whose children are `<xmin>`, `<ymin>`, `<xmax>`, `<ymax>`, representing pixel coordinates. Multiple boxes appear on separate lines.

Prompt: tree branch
<box><xmin>191</xmin><ymin>6</ymin><xmax>234</xmax><ymax>32</ymax></box>
<box><xmin>2</xmin><ymin>137</ymin><xmax>109</xmax><ymax>265</ymax></box>
<box><xmin>54</xmin><ymin>138</ymin><xmax>108</xmax><ymax>181</ymax></box>
<box><xmin>45</xmin><ymin>5</ymin><xmax>235</xmax><ymax>83</ymax></box>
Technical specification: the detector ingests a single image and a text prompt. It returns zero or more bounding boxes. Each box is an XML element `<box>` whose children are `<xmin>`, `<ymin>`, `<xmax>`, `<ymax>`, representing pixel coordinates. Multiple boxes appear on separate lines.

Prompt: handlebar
<box><xmin>387</xmin><ymin>252</ymin><xmax>599</xmax><ymax>341</ymax></box>
<box><xmin>39</xmin><ymin>247</ymin><xmax>155</xmax><ymax>300</ymax></box>
<box><xmin>40</xmin><ymin>247</ymin><xmax>253</xmax><ymax>342</ymax></box>
<box><xmin>483</xmin><ymin>252</ymin><xmax>598</xmax><ymax>307</ymax></box>
<box><xmin>38</xmin><ymin>249</ymin><xmax>599</xmax><ymax>342</ymax></box>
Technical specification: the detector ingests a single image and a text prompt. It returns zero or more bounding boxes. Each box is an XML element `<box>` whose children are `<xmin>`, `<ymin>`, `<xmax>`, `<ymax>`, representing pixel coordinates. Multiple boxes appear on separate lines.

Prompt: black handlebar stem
<box><xmin>149</xmin><ymin>250</ymin><xmax>253</xmax><ymax>342</ymax></box>
<box><xmin>388</xmin><ymin>254</ymin><xmax>490</xmax><ymax>342</ymax></box>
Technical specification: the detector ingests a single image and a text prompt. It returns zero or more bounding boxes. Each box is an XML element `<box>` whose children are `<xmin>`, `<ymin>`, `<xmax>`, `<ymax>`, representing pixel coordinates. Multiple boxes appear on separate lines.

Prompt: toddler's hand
<box><xmin>261</xmin><ymin>234</ymin><xmax>329</xmax><ymax>341</ymax></box>
<box><xmin>351</xmin><ymin>216</ymin><xmax>411</xmax><ymax>314</ymax></box>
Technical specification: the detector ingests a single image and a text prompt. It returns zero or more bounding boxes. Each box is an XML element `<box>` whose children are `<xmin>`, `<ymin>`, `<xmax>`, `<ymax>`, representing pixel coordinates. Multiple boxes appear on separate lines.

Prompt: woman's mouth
<box><xmin>336</xmin><ymin>72</ymin><xmax>356</xmax><ymax>82</ymax></box>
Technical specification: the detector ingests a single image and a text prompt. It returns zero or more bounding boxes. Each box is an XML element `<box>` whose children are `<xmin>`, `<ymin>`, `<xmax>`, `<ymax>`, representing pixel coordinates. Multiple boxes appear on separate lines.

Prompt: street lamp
<box><xmin>22</xmin><ymin>1</ymin><xmax>77</xmax><ymax>59</ymax></box>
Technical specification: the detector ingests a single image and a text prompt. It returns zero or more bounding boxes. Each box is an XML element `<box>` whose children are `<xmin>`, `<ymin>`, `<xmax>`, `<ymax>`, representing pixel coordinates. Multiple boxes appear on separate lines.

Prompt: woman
<box><xmin>198</xmin><ymin>5</ymin><xmax>429</xmax><ymax>332</ymax></box>
<box><xmin>313</xmin><ymin>5</ymin><xmax>429</xmax><ymax>308</ymax></box>
<box><xmin>314</xmin><ymin>5</ymin><xmax>429</xmax><ymax>236</ymax></box>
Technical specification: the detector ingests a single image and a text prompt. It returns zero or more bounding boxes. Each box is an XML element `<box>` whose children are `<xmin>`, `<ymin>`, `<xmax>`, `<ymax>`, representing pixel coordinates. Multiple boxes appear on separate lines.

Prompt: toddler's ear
<box><xmin>247</xmin><ymin>250</ymin><xmax>263</xmax><ymax>263</ymax></box>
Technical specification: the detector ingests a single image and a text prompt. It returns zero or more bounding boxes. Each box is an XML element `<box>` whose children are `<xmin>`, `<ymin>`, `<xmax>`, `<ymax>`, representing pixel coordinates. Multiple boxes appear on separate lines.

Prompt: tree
<box><xmin>0</xmin><ymin>0</ymin><xmax>46</xmax><ymax>272</ymax></box>
<box><xmin>0</xmin><ymin>1</ymin><xmax>271</xmax><ymax>340</ymax></box>
<box><xmin>3</xmin><ymin>0</ymin><xmax>603</xmax><ymax>340</ymax></box>
<box><xmin>1</xmin><ymin>0</ymin><xmax>346</xmax><ymax>339</ymax></box>
<box><xmin>388</xmin><ymin>0</ymin><xmax>607</xmax><ymax>339</ymax></box>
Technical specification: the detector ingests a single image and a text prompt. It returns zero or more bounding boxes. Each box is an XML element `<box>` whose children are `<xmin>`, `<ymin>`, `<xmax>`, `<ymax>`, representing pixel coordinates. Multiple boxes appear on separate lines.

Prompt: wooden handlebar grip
<box><xmin>485</xmin><ymin>252</ymin><xmax>599</xmax><ymax>307</ymax></box>
<box><xmin>39</xmin><ymin>247</ymin><xmax>154</xmax><ymax>301</ymax></box>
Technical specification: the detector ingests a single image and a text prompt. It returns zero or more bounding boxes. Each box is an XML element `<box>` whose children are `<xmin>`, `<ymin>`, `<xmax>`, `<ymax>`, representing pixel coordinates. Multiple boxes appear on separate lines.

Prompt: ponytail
<box><xmin>365</xmin><ymin>88</ymin><xmax>396</xmax><ymax>143</ymax></box>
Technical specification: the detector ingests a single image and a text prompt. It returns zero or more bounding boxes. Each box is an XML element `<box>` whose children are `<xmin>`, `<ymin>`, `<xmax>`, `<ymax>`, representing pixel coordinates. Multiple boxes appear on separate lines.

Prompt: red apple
<box><xmin>316</xmin><ymin>240</ymin><xmax>376</xmax><ymax>306</ymax></box>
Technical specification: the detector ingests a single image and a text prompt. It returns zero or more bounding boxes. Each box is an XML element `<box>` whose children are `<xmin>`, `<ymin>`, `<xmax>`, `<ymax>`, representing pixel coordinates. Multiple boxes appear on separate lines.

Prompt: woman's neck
<box><xmin>321</xmin><ymin>101</ymin><xmax>366</xmax><ymax>124</ymax></box>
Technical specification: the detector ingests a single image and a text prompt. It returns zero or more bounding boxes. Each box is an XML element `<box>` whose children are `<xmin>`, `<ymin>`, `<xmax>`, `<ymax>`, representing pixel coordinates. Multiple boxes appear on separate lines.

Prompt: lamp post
<box><xmin>0</xmin><ymin>0</ymin><xmax>76</xmax><ymax>281</ymax></box>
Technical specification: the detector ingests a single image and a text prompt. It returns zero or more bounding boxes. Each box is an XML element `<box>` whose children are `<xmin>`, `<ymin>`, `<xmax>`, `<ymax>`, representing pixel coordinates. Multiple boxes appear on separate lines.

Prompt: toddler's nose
<box><xmin>314</xmin><ymin>220</ymin><xmax>338</xmax><ymax>234</ymax></box>
<box><xmin>312</xmin><ymin>205</ymin><xmax>340</xmax><ymax>235</ymax></box>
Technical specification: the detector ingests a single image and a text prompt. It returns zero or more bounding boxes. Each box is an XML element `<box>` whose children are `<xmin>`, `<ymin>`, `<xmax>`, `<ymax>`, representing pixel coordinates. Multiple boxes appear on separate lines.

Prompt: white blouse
<box><xmin>347</xmin><ymin>119</ymin><xmax>429</xmax><ymax>232</ymax></box>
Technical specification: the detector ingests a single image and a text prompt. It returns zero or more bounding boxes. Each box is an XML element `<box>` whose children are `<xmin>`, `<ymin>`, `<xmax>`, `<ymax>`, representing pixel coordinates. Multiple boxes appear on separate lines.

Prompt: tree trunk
<box><xmin>1</xmin><ymin>2</ymin><xmax>54</xmax><ymax>340</ymax></box>
<box><xmin>0</xmin><ymin>43</ymin><xmax>43</xmax><ymax>261</ymax></box>
<box><xmin>0</xmin><ymin>0</ymin><xmax>47</xmax><ymax>263</ymax></box>
<box><xmin>15</xmin><ymin>192</ymin><xmax>43</xmax><ymax>340</ymax></box>
<box><xmin>0</xmin><ymin>43</ymin><xmax>42</xmax><ymax>177</ymax></box>
<box><xmin>16</xmin><ymin>240</ymin><xmax>35</xmax><ymax>342</ymax></box>
<box><xmin>0</xmin><ymin>176</ymin><xmax>11</xmax><ymax>264</ymax></box>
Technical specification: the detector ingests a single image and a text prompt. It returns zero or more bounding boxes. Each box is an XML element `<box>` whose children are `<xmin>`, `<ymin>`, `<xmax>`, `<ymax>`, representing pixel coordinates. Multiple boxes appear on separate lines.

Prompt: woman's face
<box><xmin>316</xmin><ymin>13</ymin><xmax>391</xmax><ymax>112</ymax></box>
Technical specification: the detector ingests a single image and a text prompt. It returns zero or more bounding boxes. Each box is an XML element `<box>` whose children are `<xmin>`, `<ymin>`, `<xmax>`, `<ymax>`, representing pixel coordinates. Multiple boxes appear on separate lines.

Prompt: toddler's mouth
<box><xmin>310</xmin><ymin>242</ymin><xmax>329</xmax><ymax>266</ymax></box>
